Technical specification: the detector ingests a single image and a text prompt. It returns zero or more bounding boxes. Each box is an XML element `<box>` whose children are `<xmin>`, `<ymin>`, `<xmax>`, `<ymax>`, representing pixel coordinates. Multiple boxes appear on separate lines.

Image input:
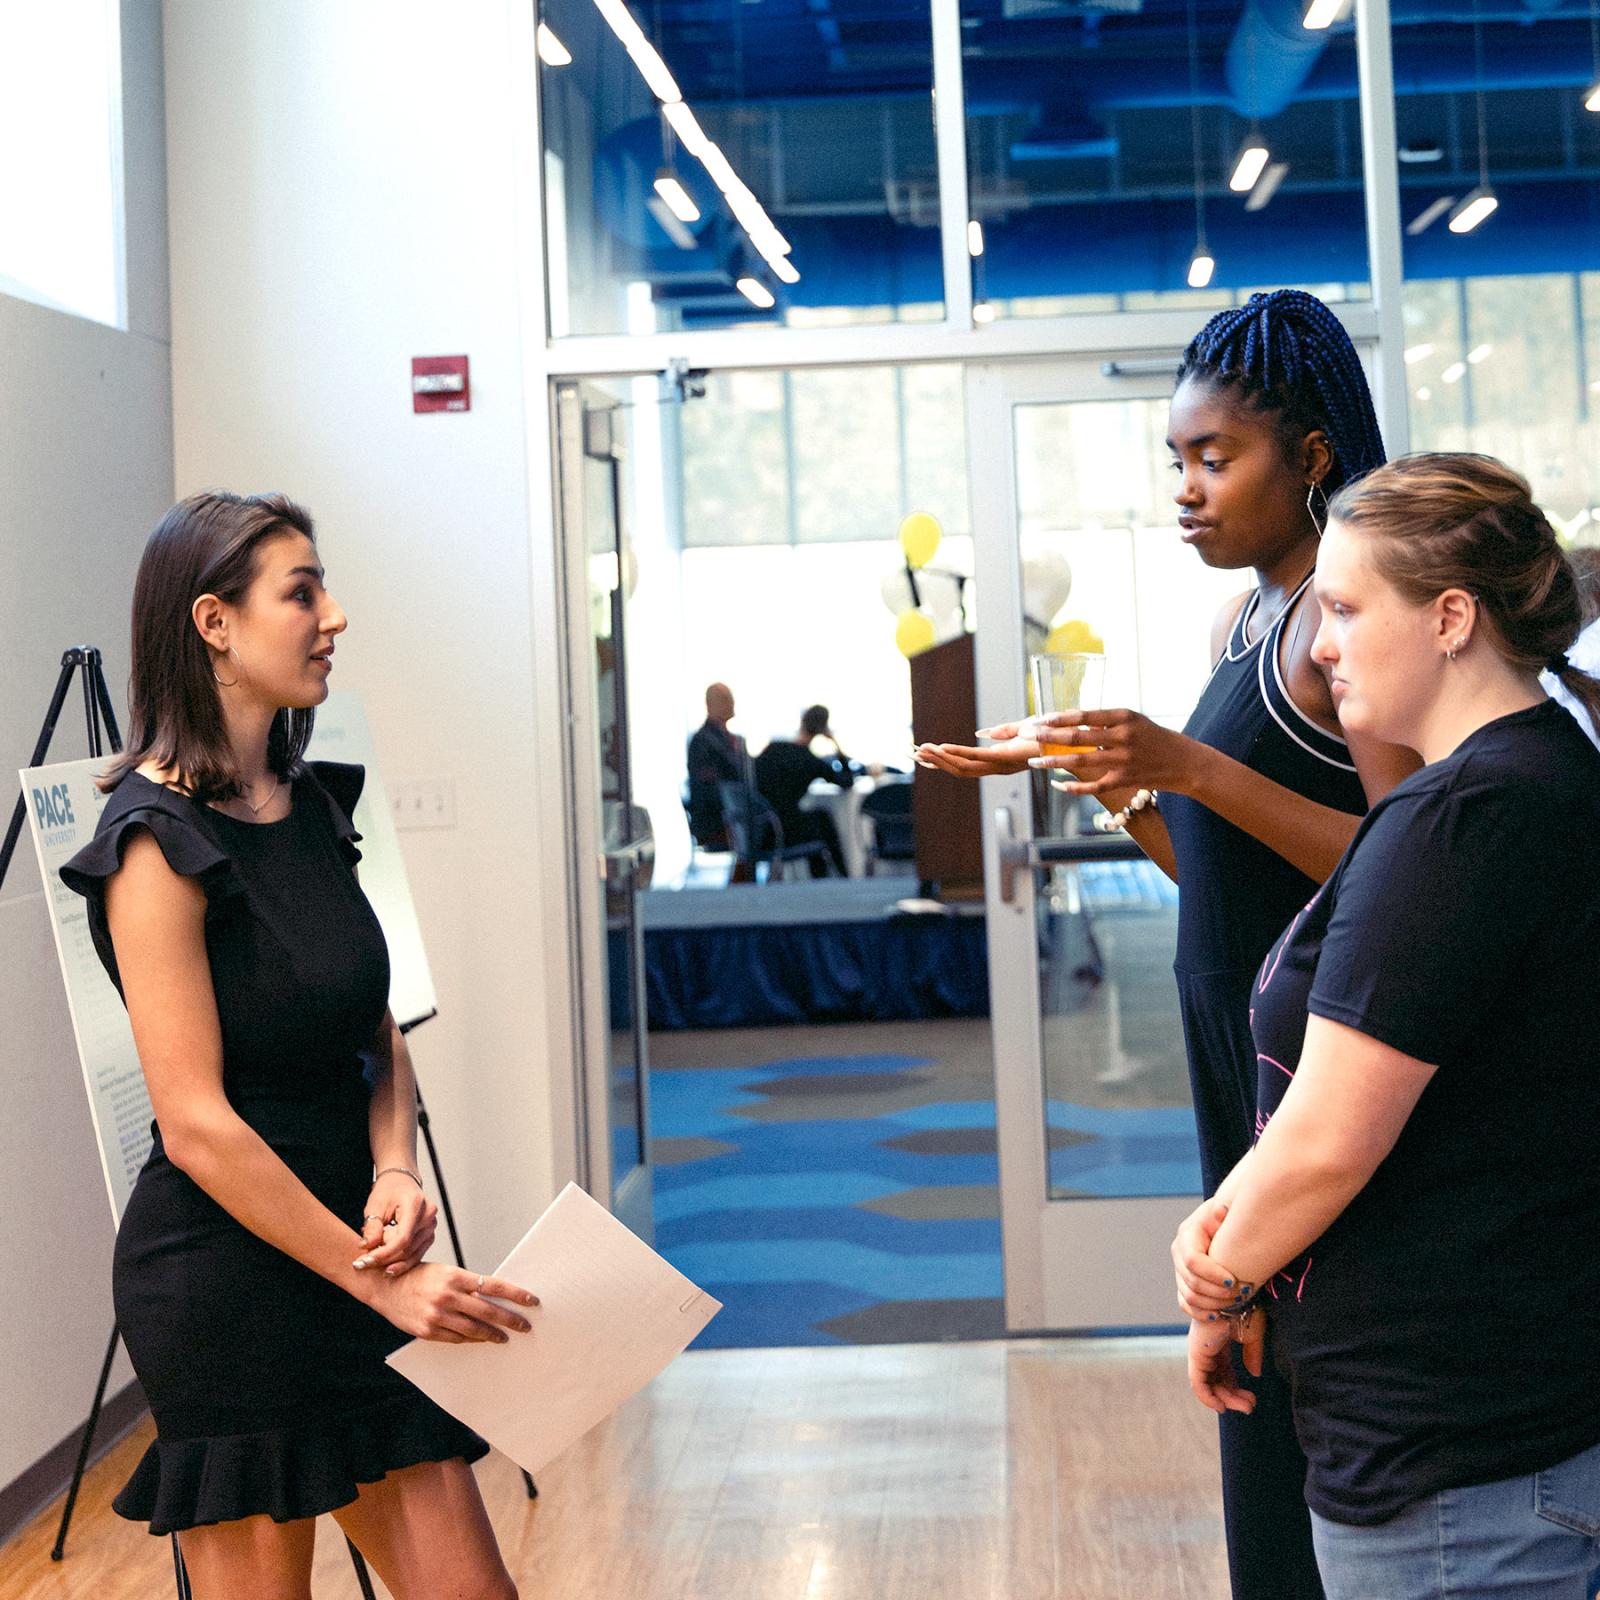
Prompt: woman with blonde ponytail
<box><xmin>1172</xmin><ymin>454</ymin><xmax>1600</xmax><ymax>1599</ymax></box>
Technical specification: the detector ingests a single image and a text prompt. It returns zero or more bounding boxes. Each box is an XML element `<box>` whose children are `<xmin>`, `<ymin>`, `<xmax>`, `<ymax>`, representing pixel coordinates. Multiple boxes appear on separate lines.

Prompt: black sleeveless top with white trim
<box><xmin>1161</xmin><ymin>573</ymin><xmax>1368</xmax><ymax>978</ymax></box>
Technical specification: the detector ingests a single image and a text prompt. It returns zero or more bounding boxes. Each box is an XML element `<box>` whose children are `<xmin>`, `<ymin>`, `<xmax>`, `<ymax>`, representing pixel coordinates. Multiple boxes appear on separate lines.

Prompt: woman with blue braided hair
<box><xmin>918</xmin><ymin>289</ymin><xmax>1420</xmax><ymax>1599</ymax></box>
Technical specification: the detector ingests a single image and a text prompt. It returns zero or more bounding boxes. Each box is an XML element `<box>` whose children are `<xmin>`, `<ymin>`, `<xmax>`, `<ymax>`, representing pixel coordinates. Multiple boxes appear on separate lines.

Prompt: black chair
<box><xmin>717</xmin><ymin>781</ymin><xmax>834</xmax><ymax>882</ymax></box>
<box><xmin>860</xmin><ymin>780</ymin><xmax>915</xmax><ymax>874</ymax></box>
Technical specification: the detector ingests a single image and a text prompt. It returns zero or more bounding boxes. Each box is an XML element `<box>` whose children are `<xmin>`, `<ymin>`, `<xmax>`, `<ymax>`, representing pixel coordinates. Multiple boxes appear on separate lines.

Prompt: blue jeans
<box><xmin>1309</xmin><ymin>1439</ymin><xmax>1600</xmax><ymax>1599</ymax></box>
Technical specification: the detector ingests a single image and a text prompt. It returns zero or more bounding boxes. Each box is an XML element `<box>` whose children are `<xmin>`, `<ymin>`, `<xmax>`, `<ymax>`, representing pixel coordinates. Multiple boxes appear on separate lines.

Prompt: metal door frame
<box><xmin>968</xmin><ymin>354</ymin><xmax>1208</xmax><ymax>1332</ymax></box>
<box><xmin>553</xmin><ymin>379</ymin><xmax>654</xmax><ymax>1240</ymax></box>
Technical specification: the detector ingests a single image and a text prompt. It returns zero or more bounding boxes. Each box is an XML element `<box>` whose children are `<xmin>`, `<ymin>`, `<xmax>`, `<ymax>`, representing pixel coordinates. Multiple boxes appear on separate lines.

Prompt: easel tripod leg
<box><xmin>347</xmin><ymin>1536</ymin><xmax>379</xmax><ymax>1598</ymax></box>
<box><xmin>171</xmin><ymin>1535</ymin><xmax>191</xmax><ymax>1599</ymax></box>
<box><xmin>414</xmin><ymin>1087</ymin><xmax>537</xmax><ymax>1501</ymax></box>
<box><xmin>51</xmin><ymin>1323</ymin><xmax>121</xmax><ymax>1560</ymax></box>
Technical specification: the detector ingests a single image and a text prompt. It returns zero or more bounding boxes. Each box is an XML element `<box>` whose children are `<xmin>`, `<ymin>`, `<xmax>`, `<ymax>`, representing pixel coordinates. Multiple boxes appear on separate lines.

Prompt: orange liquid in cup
<box><xmin>1031</xmin><ymin>653</ymin><xmax>1105</xmax><ymax>756</ymax></box>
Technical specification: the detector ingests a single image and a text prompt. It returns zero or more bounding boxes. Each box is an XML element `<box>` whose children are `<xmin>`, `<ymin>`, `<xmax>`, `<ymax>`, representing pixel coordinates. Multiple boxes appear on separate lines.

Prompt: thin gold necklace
<box><xmin>242</xmin><ymin>775</ymin><xmax>281</xmax><ymax>816</ymax></box>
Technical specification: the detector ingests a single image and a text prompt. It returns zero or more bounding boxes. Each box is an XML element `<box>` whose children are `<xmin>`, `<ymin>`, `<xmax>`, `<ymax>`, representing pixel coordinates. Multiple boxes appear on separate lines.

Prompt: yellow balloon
<box><xmin>898</xmin><ymin>511</ymin><xmax>943</xmax><ymax>570</ymax></box>
<box><xmin>895</xmin><ymin>609</ymin><xmax>937</xmax><ymax>658</ymax></box>
<box><xmin>1047</xmin><ymin>619</ymin><xmax>1104</xmax><ymax>655</ymax></box>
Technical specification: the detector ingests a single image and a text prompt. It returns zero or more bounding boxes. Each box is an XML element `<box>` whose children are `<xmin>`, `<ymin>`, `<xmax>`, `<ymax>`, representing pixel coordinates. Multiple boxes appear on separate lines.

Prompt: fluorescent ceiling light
<box><xmin>1467</xmin><ymin>343</ymin><xmax>1492</xmax><ymax>364</ymax></box>
<box><xmin>592</xmin><ymin>0</ymin><xmax>682</xmax><ymax>102</ymax></box>
<box><xmin>967</xmin><ymin>220</ymin><xmax>985</xmax><ymax>257</ymax></box>
<box><xmin>973</xmin><ymin>301</ymin><xmax>996</xmax><ymax>324</ymax></box>
<box><xmin>1447</xmin><ymin>187</ymin><xmax>1498</xmax><ymax>234</ymax></box>
<box><xmin>770</xmin><ymin>256</ymin><xmax>800</xmax><ymax>285</ymax></box>
<box><xmin>1302</xmin><ymin>0</ymin><xmax>1349</xmax><ymax>29</ymax></box>
<box><xmin>1244</xmin><ymin>161</ymin><xmax>1289</xmax><ymax>211</ymax></box>
<box><xmin>645</xmin><ymin>197</ymin><xmax>697</xmax><ymax>250</ymax></box>
<box><xmin>1187</xmin><ymin>246</ymin><xmax>1216</xmax><ymax>289</ymax></box>
<box><xmin>1415</xmin><ymin>386</ymin><xmax>1433</xmax><ymax>400</ymax></box>
<box><xmin>1441</xmin><ymin>361</ymin><xmax>1467</xmax><ymax>383</ymax></box>
<box><xmin>1229</xmin><ymin>142</ymin><xmax>1270</xmax><ymax>193</ymax></box>
<box><xmin>537</xmin><ymin>22</ymin><xmax>573</xmax><ymax>65</ymax></box>
<box><xmin>736</xmin><ymin>276</ymin><xmax>776</xmax><ymax>309</ymax></box>
<box><xmin>1404</xmin><ymin>343</ymin><xmax>1434</xmax><ymax>364</ymax></box>
<box><xmin>653</xmin><ymin>170</ymin><xmax>700</xmax><ymax>223</ymax></box>
<box><xmin>1406</xmin><ymin>196</ymin><xmax>1456</xmax><ymax>236</ymax></box>
<box><xmin>663</xmin><ymin>101</ymin><xmax>709</xmax><ymax>156</ymax></box>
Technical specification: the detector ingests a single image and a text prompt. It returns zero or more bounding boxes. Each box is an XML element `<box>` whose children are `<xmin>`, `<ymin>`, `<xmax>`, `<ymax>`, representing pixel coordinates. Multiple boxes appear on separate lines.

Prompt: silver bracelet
<box><xmin>1093</xmin><ymin>788</ymin><xmax>1158</xmax><ymax>833</ymax></box>
<box><xmin>375</xmin><ymin>1165</ymin><xmax>423</xmax><ymax>1190</ymax></box>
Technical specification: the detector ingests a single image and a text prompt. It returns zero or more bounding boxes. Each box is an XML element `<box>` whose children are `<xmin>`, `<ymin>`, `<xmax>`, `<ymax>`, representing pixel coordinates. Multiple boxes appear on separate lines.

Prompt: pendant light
<box><xmin>1448</xmin><ymin>0</ymin><xmax>1497</xmax><ymax>233</ymax></box>
<box><xmin>1185</xmin><ymin>0</ymin><xmax>1214</xmax><ymax>285</ymax></box>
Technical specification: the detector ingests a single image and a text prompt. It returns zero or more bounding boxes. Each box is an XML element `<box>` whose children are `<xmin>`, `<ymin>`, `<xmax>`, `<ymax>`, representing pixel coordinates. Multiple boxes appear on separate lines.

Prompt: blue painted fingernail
<box><xmin>1222</xmin><ymin>1278</ymin><xmax>1233</xmax><ymax>1288</ymax></box>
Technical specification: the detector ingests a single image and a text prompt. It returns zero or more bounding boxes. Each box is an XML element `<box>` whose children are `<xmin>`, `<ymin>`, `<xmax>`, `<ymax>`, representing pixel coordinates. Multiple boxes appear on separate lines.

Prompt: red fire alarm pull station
<box><xmin>412</xmin><ymin>355</ymin><xmax>470</xmax><ymax>414</ymax></box>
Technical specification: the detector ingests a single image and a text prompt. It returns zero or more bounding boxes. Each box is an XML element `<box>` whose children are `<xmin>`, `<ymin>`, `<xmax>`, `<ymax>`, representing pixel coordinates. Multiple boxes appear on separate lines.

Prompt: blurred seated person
<box><xmin>685</xmin><ymin>681</ymin><xmax>751</xmax><ymax>851</ymax></box>
<box><xmin>753</xmin><ymin>705</ymin><xmax>856</xmax><ymax>877</ymax></box>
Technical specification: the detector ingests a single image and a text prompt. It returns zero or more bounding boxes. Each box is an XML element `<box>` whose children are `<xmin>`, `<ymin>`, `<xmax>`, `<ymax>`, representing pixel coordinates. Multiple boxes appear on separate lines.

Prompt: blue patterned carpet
<box><xmin>651</xmin><ymin>1045</ymin><xmax>1201</xmax><ymax>1348</ymax></box>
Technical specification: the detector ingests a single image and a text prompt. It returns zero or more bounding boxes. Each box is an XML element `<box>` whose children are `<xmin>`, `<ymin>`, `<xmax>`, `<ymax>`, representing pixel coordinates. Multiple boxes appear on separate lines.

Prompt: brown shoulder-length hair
<box><xmin>100</xmin><ymin>491</ymin><xmax>319</xmax><ymax>800</ymax></box>
<box><xmin>1328</xmin><ymin>453</ymin><xmax>1600</xmax><ymax>739</ymax></box>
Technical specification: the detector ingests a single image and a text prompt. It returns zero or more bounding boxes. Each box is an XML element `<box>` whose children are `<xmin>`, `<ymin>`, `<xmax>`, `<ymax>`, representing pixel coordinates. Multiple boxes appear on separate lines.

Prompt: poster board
<box><xmin>306</xmin><ymin>691</ymin><xmax>437</xmax><ymax>1029</ymax></box>
<box><xmin>22</xmin><ymin>760</ymin><xmax>149</xmax><ymax>1223</ymax></box>
<box><xmin>23</xmin><ymin>690</ymin><xmax>437</xmax><ymax>1224</ymax></box>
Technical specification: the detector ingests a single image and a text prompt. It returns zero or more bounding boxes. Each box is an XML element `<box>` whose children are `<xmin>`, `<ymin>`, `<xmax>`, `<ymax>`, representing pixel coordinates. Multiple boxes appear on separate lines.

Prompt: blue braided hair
<box><xmin>1175</xmin><ymin>290</ymin><xmax>1386</xmax><ymax>493</ymax></box>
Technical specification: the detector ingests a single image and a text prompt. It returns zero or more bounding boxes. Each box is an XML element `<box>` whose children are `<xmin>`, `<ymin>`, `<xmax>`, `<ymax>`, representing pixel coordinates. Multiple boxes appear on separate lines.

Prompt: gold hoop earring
<box><xmin>212</xmin><ymin>645</ymin><xmax>242</xmax><ymax>688</ymax></box>
<box><xmin>1305</xmin><ymin>481</ymin><xmax>1330</xmax><ymax>536</ymax></box>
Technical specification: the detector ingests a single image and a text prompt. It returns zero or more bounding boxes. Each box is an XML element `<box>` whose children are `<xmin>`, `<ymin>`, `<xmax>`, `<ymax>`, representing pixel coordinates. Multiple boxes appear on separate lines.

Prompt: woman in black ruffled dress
<box><xmin>62</xmin><ymin>491</ymin><xmax>534</xmax><ymax>1598</ymax></box>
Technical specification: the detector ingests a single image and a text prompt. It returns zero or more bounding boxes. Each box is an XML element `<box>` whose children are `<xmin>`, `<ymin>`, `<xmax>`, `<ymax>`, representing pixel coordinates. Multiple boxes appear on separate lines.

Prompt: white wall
<box><xmin>0</xmin><ymin>1</ymin><xmax>172</xmax><ymax>1498</ymax></box>
<box><xmin>161</xmin><ymin>1</ymin><xmax>561</xmax><ymax>1273</ymax></box>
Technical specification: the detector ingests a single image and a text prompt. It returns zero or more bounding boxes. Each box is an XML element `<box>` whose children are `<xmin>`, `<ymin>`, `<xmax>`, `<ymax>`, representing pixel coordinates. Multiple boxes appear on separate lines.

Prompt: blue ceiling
<box><xmin>542</xmin><ymin>0</ymin><xmax>1600</xmax><ymax>317</ymax></box>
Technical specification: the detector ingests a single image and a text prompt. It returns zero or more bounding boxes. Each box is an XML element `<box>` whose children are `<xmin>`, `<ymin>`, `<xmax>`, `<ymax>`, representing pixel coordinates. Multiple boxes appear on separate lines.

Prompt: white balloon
<box><xmin>933</xmin><ymin>609</ymin><xmax>966</xmax><ymax>645</ymax></box>
<box><xmin>880</xmin><ymin>568</ymin><xmax>916</xmax><ymax>616</ymax></box>
<box><xmin>1020</xmin><ymin>546</ymin><xmax>1073</xmax><ymax>627</ymax></box>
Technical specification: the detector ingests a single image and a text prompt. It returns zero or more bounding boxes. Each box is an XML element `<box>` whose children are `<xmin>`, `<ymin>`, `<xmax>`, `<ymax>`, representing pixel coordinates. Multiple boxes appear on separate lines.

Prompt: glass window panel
<box><xmin>959</xmin><ymin>0</ymin><xmax>1371</xmax><ymax>322</ymax></box>
<box><xmin>538</xmin><ymin>0</ymin><xmax>941</xmax><ymax>336</ymax></box>
<box><xmin>791</xmin><ymin>367</ymin><xmax>903</xmax><ymax>541</ymax></box>
<box><xmin>1397</xmin><ymin>18</ymin><xmax>1600</xmax><ymax>526</ymax></box>
<box><xmin>680</xmin><ymin>371</ymin><xmax>789</xmax><ymax>546</ymax></box>
<box><xmin>681</xmin><ymin>362</ymin><xmax>969</xmax><ymax>547</ymax></box>
<box><xmin>0</xmin><ymin>0</ymin><xmax>123</xmax><ymax>327</ymax></box>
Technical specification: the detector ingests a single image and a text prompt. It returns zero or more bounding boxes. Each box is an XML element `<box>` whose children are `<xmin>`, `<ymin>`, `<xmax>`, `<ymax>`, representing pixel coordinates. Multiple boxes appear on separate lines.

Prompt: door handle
<box><xmin>997</xmin><ymin>806</ymin><xmax>1147</xmax><ymax>903</ymax></box>
<box><xmin>995</xmin><ymin>806</ymin><xmax>1028</xmax><ymax>905</ymax></box>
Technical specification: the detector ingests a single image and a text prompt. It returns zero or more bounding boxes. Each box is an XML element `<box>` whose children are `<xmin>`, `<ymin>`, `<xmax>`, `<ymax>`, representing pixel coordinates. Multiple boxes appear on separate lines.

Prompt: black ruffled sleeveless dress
<box><xmin>60</xmin><ymin>762</ymin><xmax>485</xmax><ymax>1536</ymax></box>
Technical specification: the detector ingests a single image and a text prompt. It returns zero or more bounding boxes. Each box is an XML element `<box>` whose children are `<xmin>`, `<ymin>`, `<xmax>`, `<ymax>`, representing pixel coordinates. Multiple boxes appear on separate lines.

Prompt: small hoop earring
<box><xmin>1305</xmin><ymin>481</ymin><xmax>1330</xmax><ymax>536</ymax></box>
<box><xmin>211</xmin><ymin>644</ymin><xmax>242</xmax><ymax>688</ymax></box>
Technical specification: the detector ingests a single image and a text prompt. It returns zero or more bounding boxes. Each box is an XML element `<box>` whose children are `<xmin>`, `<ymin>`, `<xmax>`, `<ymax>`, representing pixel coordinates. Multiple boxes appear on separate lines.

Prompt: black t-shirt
<box><xmin>1250</xmin><ymin>698</ymin><xmax>1600</xmax><ymax>1526</ymax></box>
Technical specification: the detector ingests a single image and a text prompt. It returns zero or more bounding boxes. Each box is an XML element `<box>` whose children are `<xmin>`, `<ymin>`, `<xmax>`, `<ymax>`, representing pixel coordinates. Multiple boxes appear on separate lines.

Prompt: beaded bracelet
<box><xmin>1092</xmin><ymin>788</ymin><xmax>1158</xmax><ymax>833</ymax></box>
<box><xmin>375</xmin><ymin>1165</ymin><xmax>424</xmax><ymax>1190</ymax></box>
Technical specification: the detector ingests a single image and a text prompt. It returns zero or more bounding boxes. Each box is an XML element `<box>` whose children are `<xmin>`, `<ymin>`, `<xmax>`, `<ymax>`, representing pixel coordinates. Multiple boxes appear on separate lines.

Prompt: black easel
<box><xmin>5</xmin><ymin>650</ymin><xmax>383</xmax><ymax>1598</ymax></box>
<box><xmin>402</xmin><ymin>1016</ymin><xmax>539</xmax><ymax>1505</ymax></box>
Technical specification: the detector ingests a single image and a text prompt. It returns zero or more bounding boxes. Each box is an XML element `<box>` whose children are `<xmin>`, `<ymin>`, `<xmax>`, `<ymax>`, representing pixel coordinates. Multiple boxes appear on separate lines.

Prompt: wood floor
<box><xmin>0</xmin><ymin>1339</ymin><xmax>1228</xmax><ymax>1600</ymax></box>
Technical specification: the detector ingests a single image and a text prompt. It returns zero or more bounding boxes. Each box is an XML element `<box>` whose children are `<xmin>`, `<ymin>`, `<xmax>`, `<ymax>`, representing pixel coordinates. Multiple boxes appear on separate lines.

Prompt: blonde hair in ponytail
<box><xmin>1328</xmin><ymin>453</ymin><xmax>1600</xmax><ymax>740</ymax></box>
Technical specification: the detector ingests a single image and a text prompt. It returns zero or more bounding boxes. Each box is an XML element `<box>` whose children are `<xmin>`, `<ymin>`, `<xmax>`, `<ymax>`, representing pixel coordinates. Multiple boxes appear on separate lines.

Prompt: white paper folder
<box><xmin>386</xmin><ymin>1182</ymin><xmax>721</xmax><ymax>1476</ymax></box>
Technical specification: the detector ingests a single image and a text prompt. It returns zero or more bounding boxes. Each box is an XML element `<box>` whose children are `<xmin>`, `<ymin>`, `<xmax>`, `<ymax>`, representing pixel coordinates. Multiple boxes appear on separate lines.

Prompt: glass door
<box><xmin>968</xmin><ymin>357</ymin><xmax>1243</xmax><ymax>1330</ymax></box>
<box><xmin>555</xmin><ymin>381</ymin><xmax>654</xmax><ymax>1241</ymax></box>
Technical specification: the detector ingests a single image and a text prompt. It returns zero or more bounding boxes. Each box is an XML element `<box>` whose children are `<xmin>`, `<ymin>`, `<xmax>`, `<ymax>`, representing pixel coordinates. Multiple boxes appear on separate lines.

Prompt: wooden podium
<box><xmin>909</xmin><ymin>632</ymin><xmax>985</xmax><ymax>898</ymax></box>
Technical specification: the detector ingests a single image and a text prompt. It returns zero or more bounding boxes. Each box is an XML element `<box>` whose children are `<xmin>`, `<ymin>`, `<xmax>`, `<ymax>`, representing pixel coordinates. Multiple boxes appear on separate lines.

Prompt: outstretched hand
<box><xmin>913</xmin><ymin>719</ymin><xmax>1040</xmax><ymax>778</ymax></box>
